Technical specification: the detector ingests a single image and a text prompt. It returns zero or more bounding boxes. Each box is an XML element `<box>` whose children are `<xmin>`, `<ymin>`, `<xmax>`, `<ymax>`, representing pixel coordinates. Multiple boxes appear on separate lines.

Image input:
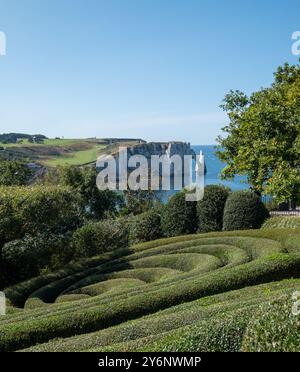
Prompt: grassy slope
<box><xmin>1</xmin><ymin>139</ymin><xmax>84</xmax><ymax>147</ymax></box>
<box><xmin>0</xmin><ymin>138</ymin><xmax>139</xmax><ymax>166</ymax></box>
<box><xmin>0</xmin><ymin>138</ymin><xmax>105</xmax><ymax>166</ymax></box>
<box><xmin>2</xmin><ymin>228</ymin><xmax>300</xmax><ymax>352</ymax></box>
<box><xmin>43</xmin><ymin>144</ymin><xmax>106</xmax><ymax>166</ymax></box>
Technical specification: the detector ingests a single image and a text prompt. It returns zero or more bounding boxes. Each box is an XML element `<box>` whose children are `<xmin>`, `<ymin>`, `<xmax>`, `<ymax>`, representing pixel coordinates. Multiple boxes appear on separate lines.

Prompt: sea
<box><xmin>193</xmin><ymin>145</ymin><xmax>248</xmax><ymax>191</ymax></box>
<box><xmin>157</xmin><ymin>145</ymin><xmax>248</xmax><ymax>202</ymax></box>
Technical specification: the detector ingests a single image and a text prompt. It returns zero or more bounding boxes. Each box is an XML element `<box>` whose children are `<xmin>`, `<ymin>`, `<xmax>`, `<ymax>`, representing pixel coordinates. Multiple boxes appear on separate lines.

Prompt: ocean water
<box><xmin>156</xmin><ymin>145</ymin><xmax>248</xmax><ymax>202</ymax></box>
<box><xmin>193</xmin><ymin>145</ymin><xmax>248</xmax><ymax>191</ymax></box>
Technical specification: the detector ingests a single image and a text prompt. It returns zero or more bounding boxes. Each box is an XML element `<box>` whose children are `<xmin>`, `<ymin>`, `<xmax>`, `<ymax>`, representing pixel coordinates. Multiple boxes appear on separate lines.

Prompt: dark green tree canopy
<box><xmin>217</xmin><ymin>62</ymin><xmax>300</xmax><ymax>202</ymax></box>
<box><xmin>0</xmin><ymin>160</ymin><xmax>32</xmax><ymax>186</ymax></box>
<box><xmin>54</xmin><ymin>165</ymin><xmax>123</xmax><ymax>220</ymax></box>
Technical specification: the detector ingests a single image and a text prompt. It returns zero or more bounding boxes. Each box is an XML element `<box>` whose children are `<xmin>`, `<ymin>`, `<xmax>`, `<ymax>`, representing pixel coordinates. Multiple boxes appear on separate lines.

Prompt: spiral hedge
<box><xmin>1</xmin><ymin>228</ymin><xmax>300</xmax><ymax>352</ymax></box>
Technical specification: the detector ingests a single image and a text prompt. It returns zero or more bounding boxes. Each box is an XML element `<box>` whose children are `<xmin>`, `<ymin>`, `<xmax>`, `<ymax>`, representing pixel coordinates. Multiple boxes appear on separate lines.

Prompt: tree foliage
<box><xmin>121</xmin><ymin>190</ymin><xmax>161</xmax><ymax>216</ymax></box>
<box><xmin>0</xmin><ymin>186</ymin><xmax>83</xmax><ymax>288</ymax></box>
<box><xmin>0</xmin><ymin>160</ymin><xmax>32</xmax><ymax>186</ymax></box>
<box><xmin>2</xmin><ymin>232</ymin><xmax>72</xmax><ymax>287</ymax></box>
<box><xmin>72</xmin><ymin>219</ymin><xmax>129</xmax><ymax>259</ymax></box>
<box><xmin>217</xmin><ymin>62</ymin><xmax>300</xmax><ymax>202</ymax></box>
<box><xmin>53</xmin><ymin>166</ymin><xmax>123</xmax><ymax>220</ymax></box>
<box><xmin>129</xmin><ymin>209</ymin><xmax>162</xmax><ymax>244</ymax></box>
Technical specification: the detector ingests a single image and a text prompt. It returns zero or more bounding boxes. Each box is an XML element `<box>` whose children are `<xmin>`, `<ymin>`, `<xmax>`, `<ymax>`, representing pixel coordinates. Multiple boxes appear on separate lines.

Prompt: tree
<box><xmin>0</xmin><ymin>160</ymin><xmax>32</xmax><ymax>186</ymax></box>
<box><xmin>121</xmin><ymin>190</ymin><xmax>161</xmax><ymax>216</ymax></box>
<box><xmin>217</xmin><ymin>62</ymin><xmax>300</xmax><ymax>202</ymax></box>
<box><xmin>129</xmin><ymin>210</ymin><xmax>162</xmax><ymax>244</ymax></box>
<box><xmin>0</xmin><ymin>185</ymin><xmax>83</xmax><ymax>288</ymax></box>
<box><xmin>56</xmin><ymin>165</ymin><xmax>123</xmax><ymax>220</ymax></box>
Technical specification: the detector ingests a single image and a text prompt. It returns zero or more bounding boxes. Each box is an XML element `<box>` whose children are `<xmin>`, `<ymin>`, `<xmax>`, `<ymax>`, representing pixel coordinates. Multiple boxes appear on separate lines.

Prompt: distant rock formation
<box><xmin>124</xmin><ymin>141</ymin><xmax>195</xmax><ymax>159</ymax></box>
<box><xmin>97</xmin><ymin>141</ymin><xmax>207</xmax><ymax>187</ymax></box>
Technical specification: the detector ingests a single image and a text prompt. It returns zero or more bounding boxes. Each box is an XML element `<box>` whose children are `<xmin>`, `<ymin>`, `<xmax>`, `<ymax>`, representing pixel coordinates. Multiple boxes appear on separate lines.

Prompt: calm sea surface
<box><xmin>193</xmin><ymin>145</ymin><xmax>248</xmax><ymax>191</ymax></box>
<box><xmin>157</xmin><ymin>145</ymin><xmax>248</xmax><ymax>202</ymax></box>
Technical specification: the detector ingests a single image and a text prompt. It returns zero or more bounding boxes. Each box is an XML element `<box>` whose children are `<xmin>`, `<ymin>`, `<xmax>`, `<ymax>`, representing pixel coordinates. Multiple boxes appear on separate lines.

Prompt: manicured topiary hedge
<box><xmin>2</xmin><ymin>228</ymin><xmax>300</xmax><ymax>352</ymax></box>
<box><xmin>223</xmin><ymin>191</ymin><xmax>269</xmax><ymax>231</ymax></box>
<box><xmin>161</xmin><ymin>191</ymin><xmax>197</xmax><ymax>237</ymax></box>
<box><xmin>1</xmin><ymin>252</ymin><xmax>300</xmax><ymax>351</ymax></box>
<box><xmin>242</xmin><ymin>297</ymin><xmax>300</xmax><ymax>352</ymax></box>
<box><xmin>19</xmin><ymin>278</ymin><xmax>300</xmax><ymax>352</ymax></box>
<box><xmin>262</xmin><ymin>216</ymin><xmax>300</xmax><ymax>230</ymax></box>
<box><xmin>197</xmin><ymin>185</ymin><xmax>229</xmax><ymax>233</ymax></box>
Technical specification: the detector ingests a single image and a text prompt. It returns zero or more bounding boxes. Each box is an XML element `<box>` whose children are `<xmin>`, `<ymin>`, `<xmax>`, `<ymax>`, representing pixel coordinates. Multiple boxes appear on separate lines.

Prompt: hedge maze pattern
<box><xmin>2</xmin><ymin>228</ymin><xmax>300</xmax><ymax>352</ymax></box>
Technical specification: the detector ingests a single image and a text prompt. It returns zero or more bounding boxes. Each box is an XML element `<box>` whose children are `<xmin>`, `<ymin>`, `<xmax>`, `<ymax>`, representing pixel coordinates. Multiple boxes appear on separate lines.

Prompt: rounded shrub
<box><xmin>223</xmin><ymin>191</ymin><xmax>269</xmax><ymax>231</ymax></box>
<box><xmin>161</xmin><ymin>191</ymin><xmax>197</xmax><ymax>237</ymax></box>
<box><xmin>242</xmin><ymin>297</ymin><xmax>300</xmax><ymax>352</ymax></box>
<box><xmin>0</xmin><ymin>186</ymin><xmax>84</xmax><ymax>238</ymax></box>
<box><xmin>129</xmin><ymin>210</ymin><xmax>162</xmax><ymax>245</ymax></box>
<box><xmin>197</xmin><ymin>185</ymin><xmax>229</xmax><ymax>233</ymax></box>
<box><xmin>72</xmin><ymin>219</ymin><xmax>129</xmax><ymax>259</ymax></box>
<box><xmin>0</xmin><ymin>194</ymin><xmax>22</xmax><ymax>248</ymax></box>
<box><xmin>1</xmin><ymin>232</ymin><xmax>72</xmax><ymax>287</ymax></box>
<box><xmin>0</xmin><ymin>186</ymin><xmax>83</xmax><ymax>288</ymax></box>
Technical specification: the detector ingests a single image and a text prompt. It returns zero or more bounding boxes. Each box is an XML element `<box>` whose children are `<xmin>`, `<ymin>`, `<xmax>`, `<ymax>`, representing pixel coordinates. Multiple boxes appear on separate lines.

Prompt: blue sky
<box><xmin>0</xmin><ymin>0</ymin><xmax>299</xmax><ymax>144</ymax></box>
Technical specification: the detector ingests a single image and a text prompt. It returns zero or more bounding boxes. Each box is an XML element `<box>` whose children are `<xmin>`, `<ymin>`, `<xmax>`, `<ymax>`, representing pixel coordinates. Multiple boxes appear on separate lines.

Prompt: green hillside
<box><xmin>2</xmin><ymin>228</ymin><xmax>300</xmax><ymax>352</ymax></box>
<box><xmin>0</xmin><ymin>137</ymin><xmax>141</xmax><ymax>167</ymax></box>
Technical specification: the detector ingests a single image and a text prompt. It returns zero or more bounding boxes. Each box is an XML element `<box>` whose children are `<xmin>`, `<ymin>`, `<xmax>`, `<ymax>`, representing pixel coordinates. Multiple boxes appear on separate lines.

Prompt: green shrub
<box><xmin>1</xmin><ymin>233</ymin><xmax>73</xmax><ymax>287</ymax></box>
<box><xmin>0</xmin><ymin>160</ymin><xmax>32</xmax><ymax>186</ymax></box>
<box><xmin>242</xmin><ymin>297</ymin><xmax>300</xmax><ymax>352</ymax></box>
<box><xmin>0</xmin><ymin>186</ymin><xmax>83</xmax><ymax>288</ymax></box>
<box><xmin>262</xmin><ymin>216</ymin><xmax>300</xmax><ymax>230</ymax></box>
<box><xmin>121</xmin><ymin>190</ymin><xmax>161</xmax><ymax>216</ymax></box>
<box><xmin>56</xmin><ymin>166</ymin><xmax>124</xmax><ymax>220</ymax></box>
<box><xmin>129</xmin><ymin>210</ymin><xmax>162</xmax><ymax>244</ymax></box>
<box><xmin>72</xmin><ymin>219</ymin><xmax>129</xmax><ymax>259</ymax></box>
<box><xmin>223</xmin><ymin>191</ymin><xmax>269</xmax><ymax>231</ymax></box>
<box><xmin>0</xmin><ymin>186</ymin><xmax>83</xmax><ymax>238</ymax></box>
<box><xmin>0</xmin><ymin>194</ymin><xmax>22</xmax><ymax>248</ymax></box>
<box><xmin>161</xmin><ymin>191</ymin><xmax>197</xmax><ymax>237</ymax></box>
<box><xmin>197</xmin><ymin>185</ymin><xmax>229</xmax><ymax>232</ymax></box>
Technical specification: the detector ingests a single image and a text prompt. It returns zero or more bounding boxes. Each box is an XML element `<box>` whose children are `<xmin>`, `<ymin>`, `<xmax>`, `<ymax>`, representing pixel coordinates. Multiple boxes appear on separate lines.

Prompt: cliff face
<box><xmin>97</xmin><ymin>142</ymin><xmax>205</xmax><ymax>185</ymax></box>
<box><xmin>121</xmin><ymin>141</ymin><xmax>195</xmax><ymax>159</ymax></box>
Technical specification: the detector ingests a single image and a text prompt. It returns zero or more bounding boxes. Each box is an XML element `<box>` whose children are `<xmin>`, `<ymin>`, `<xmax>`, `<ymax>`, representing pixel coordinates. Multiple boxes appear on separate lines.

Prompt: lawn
<box><xmin>0</xmin><ymin>138</ymin><xmax>83</xmax><ymax>147</ymax></box>
<box><xmin>43</xmin><ymin>144</ymin><xmax>106</xmax><ymax>166</ymax></box>
<box><xmin>0</xmin><ymin>139</ymin><xmax>107</xmax><ymax>166</ymax></box>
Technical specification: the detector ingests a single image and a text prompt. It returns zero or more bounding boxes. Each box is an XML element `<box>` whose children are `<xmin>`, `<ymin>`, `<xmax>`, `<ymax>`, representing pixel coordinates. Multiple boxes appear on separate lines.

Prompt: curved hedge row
<box><xmin>22</xmin><ymin>279</ymin><xmax>300</xmax><ymax>352</ymax></box>
<box><xmin>1</xmin><ymin>228</ymin><xmax>300</xmax><ymax>352</ymax></box>
<box><xmin>262</xmin><ymin>216</ymin><xmax>300</xmax><ymax>230</ymax></box>
<box><xmin>242</xmin><ymin>297</ymin><xmax>300</xmax><ymax>352</ymax></box>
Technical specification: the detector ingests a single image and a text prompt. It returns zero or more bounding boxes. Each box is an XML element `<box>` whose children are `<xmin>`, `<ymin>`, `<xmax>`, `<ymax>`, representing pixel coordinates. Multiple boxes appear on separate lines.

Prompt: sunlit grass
<box><xmin>43</xmin><ymin>144</ymin><xmax>106</xmax><ymax>166</ymax></box>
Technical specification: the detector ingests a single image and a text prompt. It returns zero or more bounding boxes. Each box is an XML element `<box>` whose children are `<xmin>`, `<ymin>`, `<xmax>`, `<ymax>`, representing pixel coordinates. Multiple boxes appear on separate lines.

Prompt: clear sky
<box><xmin>0</xmin><ymin>0</ymin><xmax>299</xmax><ymax>144</ymax></box>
